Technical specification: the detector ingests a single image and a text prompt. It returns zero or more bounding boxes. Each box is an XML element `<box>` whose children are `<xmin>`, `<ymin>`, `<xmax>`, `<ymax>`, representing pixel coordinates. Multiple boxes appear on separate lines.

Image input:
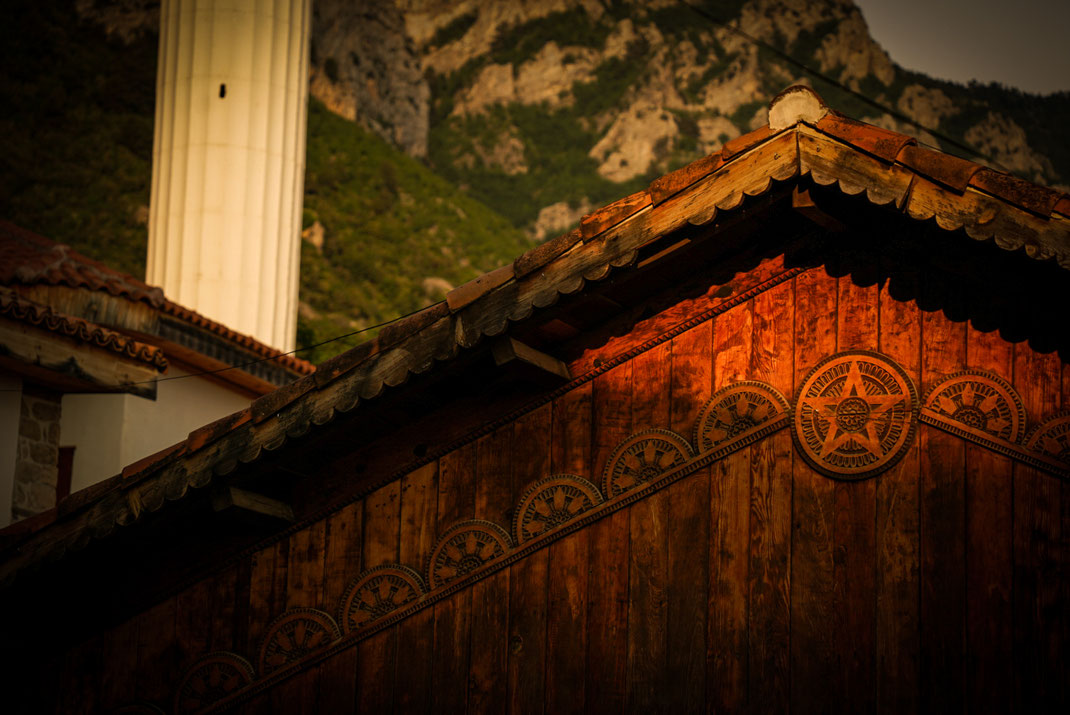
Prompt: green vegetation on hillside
<box><xmin>300</xmin><ymin>99</ymin><xmax>530</xmax><ymax>362</ymax></box>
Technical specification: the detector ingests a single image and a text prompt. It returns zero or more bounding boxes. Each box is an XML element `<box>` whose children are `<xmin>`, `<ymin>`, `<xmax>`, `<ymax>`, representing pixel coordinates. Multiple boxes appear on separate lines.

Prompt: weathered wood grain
<box><xmin>135</xmin><ymin>597</ymin><xmax>178</xmax><ymax>704</ymax></box>
<box><xmin>875</xmin><ymin>272</ymin><xmax>921</xmax><ymax>712</ymax></box>
<box><xmin>666</xmin><ymin>320</ymin><xmax>712</xmax><ymax>711</ymax></box>
<box><xmin>627</xmin><ymin>344</ymin><xmax>672</xmax><ymax>711</ymax></box>
<box><xmin>833</xmin><ymin>274</ymin><xmax>878</xmax><ymax>713</ymax></box>
<box><xmin>709</xmin><ymin>301</ymin><xmax>752</xmax><ymax>712</ymax></box>
<box><xmin>919</xmin><ymin>306</ymin><xmax>967</xmax><ymax>712</ymax></box>
<box><xmin>356</xmin><ymin>480</ymin><xmax>401</xmax><ymax>712</ymax></box>
<box><xmin>546</xmin><ymin>382</ymin><xmax>592</xmax><ymax>714</ymax></box>
<box><xmin>1011</xmin><ymin>345</ymin><xmax>1064</xmax><ymax>711</ymax></box>
<box><xmin>394</xmin><ymin>463</ymin><xmax>437</xmax><ymax>713</ymax></box>
<box><xmin>431</xmin><ymin>444</ymin><xmax>476</xmax><ymax>712</ymax></box>
<box><xmin>748</xmin><ymin>280</ymin><xmax>794</xmax><ymax>713</ymax></box>
<box><xmin>585</xmin><ymin>363</ymin><xmax>633</xmax><ymax>713</ymax></box>
<box><xmin>790</xmin><ymin>268</ymin><xmax>838</xmax><ymax>715</ymax></box>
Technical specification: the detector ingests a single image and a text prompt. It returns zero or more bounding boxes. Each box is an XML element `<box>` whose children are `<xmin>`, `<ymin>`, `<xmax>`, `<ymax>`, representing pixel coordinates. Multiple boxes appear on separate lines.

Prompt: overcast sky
<box><xmin>854</xmin><ymin>0</ymin><xmax>1070</xmax><ymax>95</ymax></box>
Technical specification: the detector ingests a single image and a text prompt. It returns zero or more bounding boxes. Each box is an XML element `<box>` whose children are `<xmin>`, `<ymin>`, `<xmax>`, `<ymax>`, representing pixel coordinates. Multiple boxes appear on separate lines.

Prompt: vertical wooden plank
<box><xmin>396</xmin><ymin>463</ymin><xmax>437</xmax><ymax>714</ymax></box>
<box><xmin>748</xmin><ymin>280</ymin><xmax>794</xmax><ymax>713</ymax></box>
<box><xmin>176</xmin><ymin>578</ymin><xmax>214</xmax><ymax>669</ymax></box>
<box><xmin>59</xmin><ymin>634</ymin><xmax>103</xmax><ymax>715</ymax></box>
<box><xmin>666</xmin><ymin>320</ymin><xmax>712</xmax><ymax>711</ymax></box>
<box><xmin>586</xmin><ymin>363</ymin><xmax>632</xmax><ymax>714</ymax></box>
<box><xmin>545</xmin><ymin>382</ymin><xmax>592</xmax><ymax>715</ymax></box>
<box><xmin>247</xmin><ymin>540</ymin><xmax>285</xmax><ymax>657</ymax></box>
<box><xmin>100</xmin><ymin>618</ymin><xmax>139</xmax><ymax>711</ymax></box>
<box><xmin>319</xmin><ymin>500</ymin><xmax>362</xmax><ymax>713</ymax></box>
<box><xmin>210</xmin><ymin>567</ymin><xmax>238</xmax><ymax>652</ymax></box>
<box><xmin>135</xmin><ymin>597</ymin><xmax>178</xmax><ymax>704</ymax></box>
<box><xmin>962</xmin><ymin>326</ymin><xmax>1014</xmax><ymax>713</ymax></box>
<box><xmin>508</xmin><ymin>404</ymin><xmax>552</xmax><ymax>715</ymax></box>
<box><xmin>875</xmin><ymin>273</ymin><xmax>921</xmax><ymax>712</ymax></box>
<box><xmin>287</xmin><ymin>521</ymin><xmax>327</xmax><ymax>609</ymax></box>
<box><xmin>431</xmin><ymin>443</ymin><xmax>476</xmax><ymax>713</ymax></box>
<box><xmin>469</xmin><ymin>427</ymin><xmax>513</xmax><ymax>713</ymax></box>
<box><xmin>790</xmin><ymin>268</ymin><xmax>838</xmax><ymax>715</ymax></box>
<box><xmin>833</xmin><ymin>275</ymin><xmax>878</xmax><ymax>713</ymax></box>
<box><xmin>919</xmin><ymin>306</ymin><xmax>967</xmax><ymax>713</ymax></box>
<box><xmin>627</xmin><ymin>344</ymin><xmax>672</xmax><ymax>711</ymax></box>
<box><xmin>1012</xmin><ymin>345</ymin><xmax>1063</xmax><ymax>711</ymax></box>
<box><xmin>708</xmin><ymin>301</ymin><xmax>752</xmax><ymax>713</ymax></box>
<box><xmin>356</xmin><ymin>481</ymin><xmax>401</xmax><ymax>713</ymax></box>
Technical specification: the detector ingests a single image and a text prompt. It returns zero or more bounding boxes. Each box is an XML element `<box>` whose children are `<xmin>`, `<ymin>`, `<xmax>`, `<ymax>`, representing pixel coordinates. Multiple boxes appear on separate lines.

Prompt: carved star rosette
<box><xmin>1025</xmin><ymin>411</ymin><xmax>1070</xmax><ymax>464</ymax></box>
<box><xmin>257</xmin><ymin>608</ymin><xmax>341</xmax><ymax>676</ymax></box>
<box><xmin>513</xmin><ymin>474</ymin><xmax>604</xmax><ymax>544</ymax></box>
<box><xmin>602</xmin><ymin>429</ymin><xmax>695</xmax><ymax>497</ymax></box>
<box><xmin>694</xmin><ymin>380</ymin><xmax>790</xmax><ymax>452</ymax></box>
<box><xmin>174</xmin><ymin>652</ymin><xmax>255</xmax><ymax>714</ymax></box>
<box><xmin>428</xmin><ymin>520</ymin><xmax>512</xmax><ymax>589</ymax></box>
<box><xmin>339</xmin><ymin>565</ymin><xmax>426</xmax><ymax>634</ymax></box>
<box><xmin>924</xmin><ymin>370</ymin><xmax>1026</xmax><ymax>443</ymax></box>
<box><xmin>793</xmin><ymin>351</ymin><xmax>918</xmax><ymax>480</ymax></box>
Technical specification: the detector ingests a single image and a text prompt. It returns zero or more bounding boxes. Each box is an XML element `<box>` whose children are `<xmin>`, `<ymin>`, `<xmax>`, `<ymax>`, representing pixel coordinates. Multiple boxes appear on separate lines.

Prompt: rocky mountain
<box><xmin>3</xmin><ymin>0</ymin><xmax>1068</xmax><ymax>361</ymax></box>
<box><xmin>312</xmin><ymin>0</ymin><xmax>1068</xmax><ymax>239</ymax></box>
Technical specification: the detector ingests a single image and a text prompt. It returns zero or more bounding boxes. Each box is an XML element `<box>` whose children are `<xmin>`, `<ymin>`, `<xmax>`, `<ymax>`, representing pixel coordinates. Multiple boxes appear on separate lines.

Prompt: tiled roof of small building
<box><xmin>0</xmin><ymin>287</ymin><xmax>168</xmax><ymax>370</ymax></box>
<box><xmin>1</xmin><ymin>86</ymin><xmax>1068</xmax><ymax>583</ymax></box>
<box><xmin>0</xmin><ymin>221</ymin><xmax>316</xmax><ymax>376</ymax></box>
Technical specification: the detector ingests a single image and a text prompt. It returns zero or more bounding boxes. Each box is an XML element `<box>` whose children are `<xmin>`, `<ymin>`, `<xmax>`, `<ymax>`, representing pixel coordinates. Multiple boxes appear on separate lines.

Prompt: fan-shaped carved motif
<box><xmin>924</xmin><ymin>370</ymin><xmax>1026</xmax><ymax>443</ymax></box>
<box><xmin>257</xmin><ymin>608</ymin><xmax>340</xmax><ymax>676</ymax></box>
<box><xmin>111</xmin><ymin>705</ymin><xmax>166</xmax><ymax>715</ymax></box>
<box><xmin>339</xmin><ymin>565</ymin><xmax>426</xmax><ymax>634</ymax></box>
<box><xmin>694</xmin><ymin>380</ymin><xmax>789</xmax><ymax>452</ymax></box>
<box><xmin>174</xmin><ymin>652</ymin><xmax>255</xmax><ymax>714</ymax></box>
<box><xmin>513</xmin><ymin>474</ymin><xmax>604</xmax><ymax>544</ymax></box>
<box><xmin>1025</xmin><ymin>411</ymin><xmax>1070</xmax><ymax>463</ymax></box>
<box><xmin>602</xmin><ymin>429</ymin><xmax>694</xmax><ymax>497</ymax></box>
<box><xmin>428</xmin><ymin>520</ymin><xmax>512</xmax><ymax>589</ymax></box>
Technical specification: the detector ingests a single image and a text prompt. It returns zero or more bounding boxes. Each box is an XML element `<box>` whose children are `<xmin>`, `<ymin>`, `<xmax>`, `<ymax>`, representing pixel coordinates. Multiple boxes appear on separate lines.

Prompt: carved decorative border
<box><xmin>338</xmin><ymin>565</ymin><xmax>426</xmax><ymax>635</ymax></box>
<box><xmin>512</xmin><ymin>474</ymin><xmax>604</xmax><ymax>545</ymax></box>
<box><xmin>134</xmin><ymin>355</ymin><xmax>1068</xmax><ymax>713</ymax></box>
<box><xmin>256</xmin><ymin>609</ymin><xmax>341</xmax><ymax>677</ymax></box>
<box><xmin>602</xmin><ymin>429</ymin><xmax>694</xmax><ymax>497</ymax></box>
<box><xmin>174</xmin><ymin>652</ymin><xmax>255</xmax><ymax>714</ymax></box>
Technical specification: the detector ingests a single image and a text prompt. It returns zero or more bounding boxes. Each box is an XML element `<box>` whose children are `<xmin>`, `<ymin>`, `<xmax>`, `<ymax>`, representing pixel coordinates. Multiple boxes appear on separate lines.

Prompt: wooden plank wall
<box><xmin>54</xmin><ymin>265</ymin><xmax>1069</xmax><ymax>714</ymax></box>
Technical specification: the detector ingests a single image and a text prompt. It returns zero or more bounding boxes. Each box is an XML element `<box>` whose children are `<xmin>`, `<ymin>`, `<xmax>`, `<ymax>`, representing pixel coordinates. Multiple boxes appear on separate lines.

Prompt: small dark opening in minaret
<box><xmin>219</xmin><ymin>83</ymin><xmax>226</xmax><ymax>98</ymax></box>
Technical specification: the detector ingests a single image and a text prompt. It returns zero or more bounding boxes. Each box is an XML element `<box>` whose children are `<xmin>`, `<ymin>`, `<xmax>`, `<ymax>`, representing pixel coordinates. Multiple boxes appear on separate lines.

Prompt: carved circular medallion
<box><xmin>924</xmin><ymin>370</ymin><xmax>1026</xmax><ymax>443</ymax></box>
<box><xmin>258</xmin><ymin>609</ymin><xmax>340</xmax><ymax>676</ymax></box>
<box><xmin>1025</xmin><ymin>411</ymin><xmax>1070</xmax><ymax>463</ymax></box>
<box><xmin>793</xmin><ymin>351</ymin><xmax>918</xmax><ymax>480</ymax></box>
<box><xmin>428</xmin><ymin>520</ymin><xmax>512</xmax><ymax>589</ymax></box>
<box><xmin>513</xmin><ymin>474</ymin><xmax>604</xmax><ymax>544</ymax></box>
<box><xmin>339</xmin><ymin>565</ymin><xmax>426</xmax><ymax>634</ymax></box>
<box><xmin>174</xmin><ymin>652</ymin><xmax>255</xmax><ymax>714</ymax></box>
<box><xmin>694</xmin><ymin>381</ymin><xmax>790</xmax><ymax>452</ymax></box>
<box><xmin>602</xmin><ymin>429</ymin><xmax>695</xmax><ymax>497</ymax></box>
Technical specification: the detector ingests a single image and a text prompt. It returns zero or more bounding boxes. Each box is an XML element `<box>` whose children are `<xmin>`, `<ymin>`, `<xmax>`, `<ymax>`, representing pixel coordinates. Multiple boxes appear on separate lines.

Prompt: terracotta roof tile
<box><xmin>648</xmin><ymin>153</ymin><xmax>725</xmax><ymax>204</ymax></box>
<box><xmin>446</xmin><ymin>264</ymin><xmax>515</xmax><ymax>312</ymax></box>
<box><xmin>186</xmin><ymin>408</ymin><xmax>253</xmax><ymax>453</ymax></box>
<box><xmin>313</xmin><ymin>338</ymin><xmax>381</xmax><ymax>388</ymax></box>
<box><xmin>721</xmin><ymin>125</ymin><xmax>774</xmax><ymax>161</ymax></box>
<box><xmin>120</xmin><ymin>441</ymin><xmax>187</xmax><ymax>484</ymax></box>
<box><xmin>514</xmin><ymin>228</ymin><xmax>582</xmax><ymax>278</ymax></box>
<box><xmin>0</xmin><ymin>222</ymin><xmax>314</xmax><ymax>376</ymax></box>
<box><xmin>0</xmin><ymin>288</ymin><xmax>168</xmax><ymax>370</ymax></box>
<box><xmin>968</xmin><ymin>169</ymin><xmax>1064</xmax><ymax>216</ymax></box>
<box><xmin>377</xmin><ymin>302</ymin><xmax>450</xmax><ymax>349</ymax></box>
<box><xmin>580</xmin><ymin>189</ymin><xmax>652</xmax><ymax>240</ymax></box>
<box><xmin>816</xmin><ymin>112</ymin><xmax>915</xmax><ymax>162</ymax></box>
<box><xmin>897</xmin><ymin>145</ymin><xmax>984</xmax><ymax>192</ymax></box>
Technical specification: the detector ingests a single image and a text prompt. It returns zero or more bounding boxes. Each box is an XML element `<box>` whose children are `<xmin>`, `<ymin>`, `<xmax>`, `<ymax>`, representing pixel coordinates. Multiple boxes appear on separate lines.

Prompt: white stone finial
<box><xmin>768</xmin><ymin>85</ymin><xmax>829</xmax><ymax>131</ymax></box>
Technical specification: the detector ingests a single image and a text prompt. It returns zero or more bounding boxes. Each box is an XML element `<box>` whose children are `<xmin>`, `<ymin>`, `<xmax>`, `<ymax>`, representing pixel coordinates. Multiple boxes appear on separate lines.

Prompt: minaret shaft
<box><xmin>148</xmin><ymin>0</ymin><xmax>310</xmax><ymax>352</ymax></box>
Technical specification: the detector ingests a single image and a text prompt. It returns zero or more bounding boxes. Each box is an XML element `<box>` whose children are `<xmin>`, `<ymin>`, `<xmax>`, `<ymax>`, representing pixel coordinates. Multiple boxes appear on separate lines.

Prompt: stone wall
<box><xmin>12</xmin><ymin>386</ymin><xmax>60</xmax><ymax>521</ymax></box>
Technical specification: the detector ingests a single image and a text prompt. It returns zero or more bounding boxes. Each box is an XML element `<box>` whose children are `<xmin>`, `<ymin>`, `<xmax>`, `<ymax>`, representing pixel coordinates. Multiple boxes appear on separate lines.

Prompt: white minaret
<box><xmin>147</xmin><ymin>0</ymin><xmax>311</xmax><ymax>352</ymax></box>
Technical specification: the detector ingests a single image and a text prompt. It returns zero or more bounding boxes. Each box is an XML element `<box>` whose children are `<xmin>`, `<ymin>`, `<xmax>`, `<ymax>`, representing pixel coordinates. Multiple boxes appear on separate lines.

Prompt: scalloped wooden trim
<box><xmin>512</xmin><ymin>474</ymin><xmax>604</xmax><ymax>545</ymax></box>
<box><xmin>338</xmin><ymin>564</ymin><xmax>426</xmax><ymax>635</ymax></box>
<box><xmin>174</xmin><ymin>651</ymin><xmax>255</xmax><ymax>714</ymax></box>
<box><xmin>256</xmin><ymin>608</ymin><xmax>341</xmax><ymax>677</ymax></box>
<box><xmin>601</xmin><ymin>428</ymin><xmax>695</xmax><ymax>497</ymax></box>
<box><xmin>427</xmin><ymin>519</ymin><xmax>513</xmax><ymax>590</ymax></box>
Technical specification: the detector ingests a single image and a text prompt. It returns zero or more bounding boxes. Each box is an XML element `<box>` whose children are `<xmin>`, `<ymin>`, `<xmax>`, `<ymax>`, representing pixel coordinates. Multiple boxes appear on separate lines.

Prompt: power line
<box><xmin>676</xmin><ymin>0</ymin><xmax>1015</xmax><ymax>175</ymax></box>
